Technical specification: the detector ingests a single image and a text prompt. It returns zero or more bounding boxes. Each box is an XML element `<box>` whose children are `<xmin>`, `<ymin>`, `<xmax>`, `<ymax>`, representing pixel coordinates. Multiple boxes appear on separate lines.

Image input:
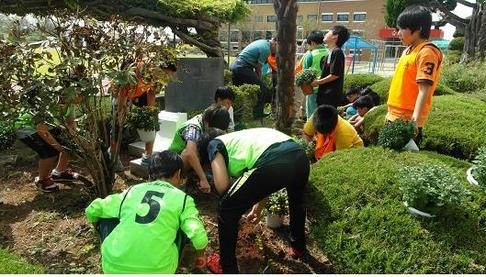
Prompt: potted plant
<box><xmin>295</xmin><ymin>68</ymin><xmax>319</xmax><ymax>95</ymax></box>
<box><xmin>467</xmin><ymin>146</ymin><xmax>486</xmax><ymax>187</ymax></box>
<box><xmin>397</xmin><ymin>163</ymin><xmax>469</xmax><ymax>217</ymax></box>
<box><xmin>126</xmin><ymin>105</ymin><xmax>160</xmax><ymax>142</ymax></box>
<box><xmin>263</xmin><ymin>189</ymin><xmax>289</xmax><ymax>228</ymax></box>
<box><xmin>377</xmin><ymin>119</ymin><xmax>417</xmax><ymax>151</ymax></box>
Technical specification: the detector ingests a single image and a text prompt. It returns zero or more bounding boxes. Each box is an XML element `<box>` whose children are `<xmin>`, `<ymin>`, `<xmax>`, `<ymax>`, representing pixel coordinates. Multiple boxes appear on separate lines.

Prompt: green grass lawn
<box><xmin>0</xmin><ymin>248</ymin><xmax>43</xmax><ymax>273</ymax></box>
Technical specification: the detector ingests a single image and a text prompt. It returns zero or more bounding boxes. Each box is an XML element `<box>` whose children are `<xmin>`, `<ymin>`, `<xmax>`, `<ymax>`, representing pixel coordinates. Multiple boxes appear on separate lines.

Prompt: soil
<box><xmin>0</xmin><ymin>150</ymin><xmax>332</xmax><ymax>274</ymax></box>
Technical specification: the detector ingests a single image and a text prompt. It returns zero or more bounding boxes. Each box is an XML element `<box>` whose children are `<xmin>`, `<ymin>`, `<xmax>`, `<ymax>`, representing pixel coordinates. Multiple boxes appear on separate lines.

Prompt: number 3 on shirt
<box><xmin>135</xmin><ymin>191</ymin><xmax>165</xmax><ymax>224</ymax></box>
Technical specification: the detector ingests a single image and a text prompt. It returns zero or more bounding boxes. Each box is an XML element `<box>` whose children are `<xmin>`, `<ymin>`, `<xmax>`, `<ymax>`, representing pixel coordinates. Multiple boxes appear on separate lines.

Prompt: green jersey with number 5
<box><xmin>85</xmin><ymin>180</ymin><xmax>208</xmax><ymax>273</ymax></box>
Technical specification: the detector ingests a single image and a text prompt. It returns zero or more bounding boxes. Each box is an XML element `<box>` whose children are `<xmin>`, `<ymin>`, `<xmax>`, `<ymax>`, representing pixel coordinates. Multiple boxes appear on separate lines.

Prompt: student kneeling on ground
<box><xmin>85</xmin><ymin>150</ymin><xmax>208</xmax><ymax>273</ymax></box>
<box><xmin>303</xmin><ymin>104</ymin><xmax>363</xmax><ymax>160</ymax></box>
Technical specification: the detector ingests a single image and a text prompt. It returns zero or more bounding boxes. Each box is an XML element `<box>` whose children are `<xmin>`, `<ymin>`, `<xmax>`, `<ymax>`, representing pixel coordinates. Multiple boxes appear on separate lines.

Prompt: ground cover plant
<box><xmin>363</xmin><ymin>95</ymin><xmax>486</xmax><ymax>160</ymax></box>
<box><xmin>307</xmin><ymin>147</ymin><xmax>486</xmax><ymax>273</ymax></box>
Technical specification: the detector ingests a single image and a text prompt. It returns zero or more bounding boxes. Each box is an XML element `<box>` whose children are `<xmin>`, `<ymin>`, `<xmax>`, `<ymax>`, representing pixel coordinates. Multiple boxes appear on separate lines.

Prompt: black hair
<box><xmin>148</xmin><ymin>150</ymin><xmax>183</xmax><ymax>180</ymax></box>
<box><xmin>332</xmin><ymin>25</ymin><xmax>350</xmax><ymax>48</ymax></box>
<box><xmin>313</xmin><ymin>105</ymin><xmax>338</xmax><ymax>135</ymax></box>
<box><xmin>353</xmin><ymin>95</ymin><xmax>375</xmax><ymax>110</ymax></box>
<box><xmin>214</xmin><ymin>86</ymin><xmax>235</xmax><ymax>102</ymax></box>
<box><xmin>202</xmin><ymin>104</ymin><xmax>230</xmax><ymax>131</ymax></box>
<box><xmin>196</xmin><ymin>127</ymin><xmax>226</xmax><ymax>165</ymax></box>
<box><xmin>345</xmin><ymin>87</ymin><xmax>361</xmax><ymax>97</ymax></box>
<box><xmin>161</xmin><ymin>62</ymin><xmax>177</xmax><ymax>72</ymax></box>
<box><xmin>396</xmin><ymin>5</ymin><xmax>432</xmax><ymax>39</ymax></box>
<box><xmin>306</xmin><ymin>30</ymin><xmax>324</xmax><ymax>45</ymax></box>
<box><xmin>360</xmin><ymin>87</ymin><xmax>381</xmax><ymax>106</ymax></box>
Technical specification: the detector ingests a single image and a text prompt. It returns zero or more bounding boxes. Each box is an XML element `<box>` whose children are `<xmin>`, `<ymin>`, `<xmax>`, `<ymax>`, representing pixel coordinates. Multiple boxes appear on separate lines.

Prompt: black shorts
<box><xmin>17</xmin><ymin>127</ymin><xmax>64</xmax><ymax>159</ymax></box>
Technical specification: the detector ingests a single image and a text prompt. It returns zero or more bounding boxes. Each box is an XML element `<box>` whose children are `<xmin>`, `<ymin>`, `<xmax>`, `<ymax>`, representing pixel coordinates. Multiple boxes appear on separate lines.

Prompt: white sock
<box><xmin>52</xmin><ymin>169</ymin><xmax>62</xmax><ymax>175</ymax></box>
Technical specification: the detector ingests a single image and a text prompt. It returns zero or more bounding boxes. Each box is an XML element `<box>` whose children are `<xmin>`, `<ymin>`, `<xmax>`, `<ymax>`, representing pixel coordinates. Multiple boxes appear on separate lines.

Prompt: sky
<box><xmin>441</xmin><ymin>1</ymin><xmax>474</xmax><ymax>40</ymax></box>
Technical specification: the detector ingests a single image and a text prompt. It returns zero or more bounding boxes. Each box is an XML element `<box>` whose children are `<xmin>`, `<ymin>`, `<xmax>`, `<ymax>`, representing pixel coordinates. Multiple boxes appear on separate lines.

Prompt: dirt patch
<box><xmin>0</xmin><ymin>152</ymin><xmax>331</xmax><ymax>274</ymax></box>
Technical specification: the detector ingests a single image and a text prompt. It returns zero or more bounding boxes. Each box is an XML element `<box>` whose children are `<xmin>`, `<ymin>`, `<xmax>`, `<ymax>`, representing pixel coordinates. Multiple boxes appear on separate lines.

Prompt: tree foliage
<box><xmin>0</xmin><ymin>13</ymin><xmax>177</xmax><ymax>197</ymax></box>
<box><xmin>0</xmin><ymin>0</ymin><xmax>251</xmax><ymax>57</ymax></box>
<box><xmin>385</xmin><ymin>0</ymin><xmax>486</xmax><ymax>62</ymax></box>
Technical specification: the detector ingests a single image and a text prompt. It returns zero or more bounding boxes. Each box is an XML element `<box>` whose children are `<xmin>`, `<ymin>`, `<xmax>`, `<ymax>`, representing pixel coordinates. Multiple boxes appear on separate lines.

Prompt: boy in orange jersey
<box><xmin>386</xmin><ymin>5</ymin><xmax>443</xmax><ymax>145</ymax></box>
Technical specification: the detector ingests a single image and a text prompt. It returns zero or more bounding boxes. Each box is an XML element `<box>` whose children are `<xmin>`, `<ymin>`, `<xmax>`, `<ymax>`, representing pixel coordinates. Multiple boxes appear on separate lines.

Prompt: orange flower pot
<box><xmin>301</xmin><ymin>84</ymin><xmax>313</xmax><ymax>95</ymax></box>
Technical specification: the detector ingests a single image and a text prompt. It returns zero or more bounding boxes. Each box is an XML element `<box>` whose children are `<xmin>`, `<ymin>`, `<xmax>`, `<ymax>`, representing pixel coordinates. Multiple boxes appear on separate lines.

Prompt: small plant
<box><xmin>471</xmin><ymin>146</ymin><xmax>486</xmax><ymax>187</ymax></box>
<box><xmin>264</xmin><ymin>189</ymin><xmax>289</xmax><ymax>216</ymax></box>
<box><xmin>377</xmin><ymin>119</ymin><xmax>415</xmax><ymax>150</ymax></box>
<box><xmin>398</xmin><ymin>163</ymin><xmax>469</xmax><ymax>215</ymax></box>
<box><xmin>295</xmin><ymin>68</ymin><xmax>319</xmax><ymax>86</ymax></box>
<box><xmin>293</xmin><ymin>136</ymin><xmax>316</xmax><ymax>162</ymax></box>
<box><xmin>0</xmin><ymin>121</ymin><xmax>16</xmax><ymax>151</ymax></box>
<box><xmin>126</xmin><ymin>105</ymin><xmax>160</xmax><ymax>131</ymax></box>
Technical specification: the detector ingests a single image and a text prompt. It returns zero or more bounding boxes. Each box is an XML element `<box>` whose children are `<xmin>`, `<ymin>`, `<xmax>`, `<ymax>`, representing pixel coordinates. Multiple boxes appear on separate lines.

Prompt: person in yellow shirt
<box><xmin>386</xmin><ymin>5</ymin><xmax>443</xmax><ymax>145</ymax></box>
<box><xmin>302</xmin><ymin>104</ymin><xmax>363</xmax><ymax>160</ymax></box>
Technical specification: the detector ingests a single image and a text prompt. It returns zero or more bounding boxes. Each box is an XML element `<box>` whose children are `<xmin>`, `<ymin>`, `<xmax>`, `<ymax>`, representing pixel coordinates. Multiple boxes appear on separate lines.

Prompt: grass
<box><xmin>0</xmin><ymin>248</ymin><xmax>43</xmax><ymax>273</ymax></box>
<box><xmin>307</xmin><ymin>147</ymin><xmax>486</xmax><ymax>273</ymax></box>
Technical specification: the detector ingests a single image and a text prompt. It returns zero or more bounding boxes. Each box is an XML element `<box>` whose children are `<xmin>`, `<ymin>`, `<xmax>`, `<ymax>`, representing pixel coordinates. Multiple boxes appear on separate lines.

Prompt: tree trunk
<box><xmin>273</xmin><ymin>0</ymin><xmax>297</xmax><ymax>134</ymax></box>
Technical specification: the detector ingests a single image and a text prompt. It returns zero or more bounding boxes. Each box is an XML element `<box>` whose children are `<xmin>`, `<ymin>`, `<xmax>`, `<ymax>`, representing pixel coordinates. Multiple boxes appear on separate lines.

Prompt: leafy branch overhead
<box><xmin>0</xmin><ymin>0</ymin><xmax>251</xmax><ymax>57</ymax></box>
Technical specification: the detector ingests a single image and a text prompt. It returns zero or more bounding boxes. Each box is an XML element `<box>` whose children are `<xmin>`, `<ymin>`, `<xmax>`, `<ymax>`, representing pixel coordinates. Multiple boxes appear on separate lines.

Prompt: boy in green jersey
<box><xmin>85</xmin><ymin>150</ymin><xmax>208</xmax><ymax>273</ymax></box>
<box><xmin>198</xmin><ymin>127</ymin><xmax>310</xmax><ymax>273</ymax></box>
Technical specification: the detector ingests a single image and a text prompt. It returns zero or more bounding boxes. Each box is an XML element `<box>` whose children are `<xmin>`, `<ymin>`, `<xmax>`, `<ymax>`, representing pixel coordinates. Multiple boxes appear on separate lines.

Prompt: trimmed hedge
<box><xmin>362</xmin><ymin>95</ymin><xmax>486</xmax><ymax>160</ymax></box>
<box><xmin>343</xmin><ymin>74</ymin><xmax>384</xmax><ymax>91</ymax></box>
<box><xmin>229</xmin><ymin>84</ymin><xmax>259</xmax><ymax>123</ymax></box>
<box><xmin>307</xmin><ymin>147</ymin><xmax>486</xmax><ymax>273</ymax></box>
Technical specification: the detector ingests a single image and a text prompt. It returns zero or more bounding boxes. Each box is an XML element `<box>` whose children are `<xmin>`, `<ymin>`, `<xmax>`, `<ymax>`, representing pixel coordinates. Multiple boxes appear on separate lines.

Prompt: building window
<box><xmin>336</xmin><ymin>13</ymin><xmax>349</xmax><ymax>22</ymax></box>
<box><xmin>254</xmin><ymin>15</ymin><xmax>263</xmax><ymax>22</ymax></box>
<box><xmin>267</xmin><ymin>15</ymin><xmax>277</xmax><ymax>22</ymax></box>
<box><xmin>307</xmin><ymin>14</ymin><xmax>318</xmax><ymax>22</ymax></box>
<box><xmin>353</xmin><ymin>12</ymin><xmax>366</xmax><ymax>22</ymax></box>
<box><xmin>321</xmin><ymin>13</ymin><xmax>333</xmax><ymax>23</ymax></box>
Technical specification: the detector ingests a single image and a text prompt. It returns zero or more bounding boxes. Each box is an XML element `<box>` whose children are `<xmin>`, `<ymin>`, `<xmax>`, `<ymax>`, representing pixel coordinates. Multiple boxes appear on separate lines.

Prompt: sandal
<box><xmin>207</xmin><ymin>253</ymin><xmax>223</xmax><ymax>274</ymax></box>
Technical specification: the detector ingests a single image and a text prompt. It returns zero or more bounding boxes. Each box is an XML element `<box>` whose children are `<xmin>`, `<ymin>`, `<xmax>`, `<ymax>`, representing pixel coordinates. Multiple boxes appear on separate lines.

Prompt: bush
<box><xmin>0</xmin><ymin>121</ymin><xmax>16</xmax><ymax>151</ymax></box>
<box><xmin>448</xmin><ymin>37</ymin><xmax>464</xmax><ymax>51</ymax></box>
<box><xmin>307</xmin><ymin>147</ymin><xmax>486</xmax><ymax>273</ymax></box>
<box><xmin>369</xmin><ymin>77</ymin><xmax>391</xmax><ymax>104</ymax></box>
<box><xmin>224</xmin><ymin>69</ymin><xmax>233</xmax><ymax>85</ymax></box>
<box><xmin>230</xmin><ymin>84</ymin><xmax>259</xmax><ymax>124</ymax></box>
<box><xmin>398</xmin><ymin>163</ymin><xmax>469</xmax><ymax>215</ymax></box>
<box><xmin>363</xmin><ymin>95</ymin><xmax>486</xmax><ymax>160</ymax></box>
<box><xmin>440</xmin><ymin>62</ymin><xmax>486</xmax><ymax>93</ymax></box>
<box><xmin>343</xmin><ymin>74</ymin><xmax>384</xmax><ymax>91</ymax></box>
<box><xmin>471</xmin><ymin>146</ymin><xmax>486</xmax><ymax>188</ymax></box>
<box><xmin>445</xmin><ymin>50</ymin><xmax>462</xmax><ymax>64</ymax></box>
<box><xmin>126</xmin><ymin>106</ymin><xmax>160</xmax><ymax>131</ymax></box>
<box><xmin>377</xmin><ymin>119</ymin><xmax>415</xmax><ymax>151</ymax></box>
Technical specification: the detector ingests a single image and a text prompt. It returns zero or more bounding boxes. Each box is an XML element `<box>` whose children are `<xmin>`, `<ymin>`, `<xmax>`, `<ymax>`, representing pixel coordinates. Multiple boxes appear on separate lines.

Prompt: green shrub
<box><xmin>440</xmin><ymin>62</ymin><xmax>486</xmax><ymax>93</ymax></box>
<box><xmin>343</xmin><ymin>74</ymin><xmax>384</xmax><ymax>91</ymax></box>
<box><xmin>398</xmin><ymin>163</ymin><xmax>469</xmax><ymax>215</ymax></box>
<box><xmin>472</xmin><ymin>146</ymin><xmax>486</xmax><ymax>188</ymax></box>
<box><xmin>125</xmin><ymin>105</ymin><xmax>160</xmax><ymax>131</ymax></box>
<box><xmin>448</xmin><ymin>37</ymin><xmax>464</xmax><ymax>51</ymax></box>
<box><xmin>292</xmin><ymin>136</ymin><xmax>315</xmax><ymax>161</ymax></box>
<box><xmin>363</xmin><ymin>95</ymin><xmax>486</xmax><ymax>160</ymax></box>
<box><xmin>230</xmin><ymin>84</ymin><xmax>259</xmax><ymax>124</ymax></box>
<box><xmin>224</xmin><ymin>69</ymin><xmax>232</xmax><ymax>85</ymax></box>
<box><xmin>0</xmin><ymin>121</ymin><xmax>16</xmax><ymax>151</ymax></box>
<box><xmin>377</xmin><ymin>119</ymin><xmax>415</xmax><ymax>150</ymax></box>
<box><xmin>445</xmin><ymin>50</ymin><xmax>462</xmax><ymax>64</ymax></box>
<box><xmin>369</xmin><ymin>77</ymin><xmax>392</xmax><ymax>104</ymax></box>
<box><xmin>308</xmin><ymin>147</ymin><xmax>486</xmax><ymax>273</ymax></box>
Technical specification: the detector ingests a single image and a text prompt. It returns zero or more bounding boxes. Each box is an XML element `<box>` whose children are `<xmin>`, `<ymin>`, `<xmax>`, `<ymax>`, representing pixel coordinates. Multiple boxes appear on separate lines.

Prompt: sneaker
<box><xmin>289</xmin><ymin>246</ymin><xmax>308</xmax><ymax>260</ymax></box>
<box><xmin>141</xmin><ymin>153</ymin><xmax>150</xmax><ymax>167</ymax></box>
<box><xmin>51</xmin><ymin>168</ymin><xmax>76</xmax><ymax>182</ymax></box>
<box><xmin>34</xmin><ymin>177</ymin><xmax>59</xmax><ymax>193</ymax></box>
<box><xmin>207</xmin><ymin>253</ymin><xmax>223</xmax><ymax>274</ymax></box>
